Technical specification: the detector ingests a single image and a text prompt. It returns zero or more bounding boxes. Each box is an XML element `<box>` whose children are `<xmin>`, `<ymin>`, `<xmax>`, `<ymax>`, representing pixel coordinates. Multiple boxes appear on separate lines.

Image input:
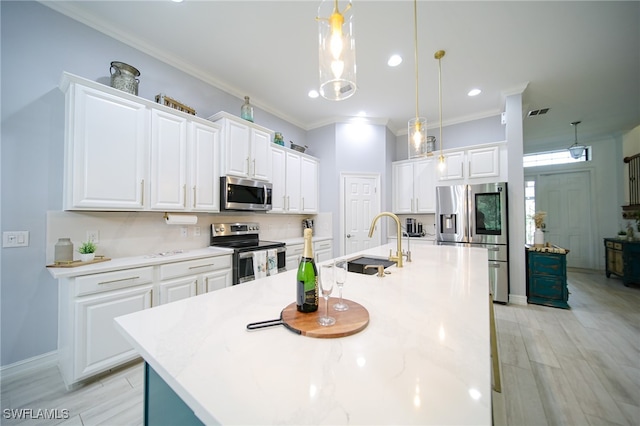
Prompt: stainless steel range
<box><xmin>210</xmin><ymin>222</ymin><xmax>286</xmax><ymax>285</ymax></box>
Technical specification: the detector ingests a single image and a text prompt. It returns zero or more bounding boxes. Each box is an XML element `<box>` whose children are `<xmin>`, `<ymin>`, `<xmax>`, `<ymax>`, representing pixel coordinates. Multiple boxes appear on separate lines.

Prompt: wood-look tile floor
<box><xmin>1</xmin><ymin>269</ymin><xmax>638</xmax><ymax>425</ymax></box>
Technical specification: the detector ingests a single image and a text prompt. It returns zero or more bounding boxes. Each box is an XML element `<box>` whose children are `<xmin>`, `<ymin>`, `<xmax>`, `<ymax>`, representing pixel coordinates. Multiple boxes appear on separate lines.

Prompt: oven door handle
<box><xmin>239</xmin><ymin>251</ymin><xmax>258</xmax><ymax>260</ymax></box>
<box><xmin>263</xmin><ymin>185</ymin><xmax>268</xmax><ymax>208</ymax></box>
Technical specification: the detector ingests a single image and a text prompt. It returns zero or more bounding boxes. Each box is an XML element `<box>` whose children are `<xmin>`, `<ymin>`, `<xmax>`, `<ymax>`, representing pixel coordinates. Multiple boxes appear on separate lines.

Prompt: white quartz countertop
<box><xmin>47</xmin><ymin>247</ymin><xmax>234</xmax><ymax>279</ymax></box>
<box><xmin>115</xmin><ymin>243</ymin><xmax>491</xmax><ymax>425</ymax></box>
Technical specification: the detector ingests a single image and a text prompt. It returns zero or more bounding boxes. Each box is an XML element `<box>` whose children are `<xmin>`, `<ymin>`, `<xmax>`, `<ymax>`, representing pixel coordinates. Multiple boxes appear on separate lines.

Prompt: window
<box><xmin>523</xmin><ymin>147</ymin><xmax>591</xmax><ymax>168</ymax></box>
<box><xmin>525</xmin><ymin>180</ymin><xmax>536</xmax><ymax>245</ymax></box>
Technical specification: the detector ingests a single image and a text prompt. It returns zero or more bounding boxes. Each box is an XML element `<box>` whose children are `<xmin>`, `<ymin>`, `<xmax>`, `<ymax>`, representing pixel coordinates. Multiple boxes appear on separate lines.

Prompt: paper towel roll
<box><xmin>164</xmin><ymin>213</ymin><xmax>198</xmax><ymax>225</ymax></box>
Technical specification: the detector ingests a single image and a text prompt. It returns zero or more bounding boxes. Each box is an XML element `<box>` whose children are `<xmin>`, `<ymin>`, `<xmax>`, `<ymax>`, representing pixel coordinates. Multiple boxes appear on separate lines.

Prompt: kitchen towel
<box><xmin>267</xmin><ymin>249</ymin><xmax>278</xmax><ymax>276</ymax></box>
<box><xmin>253</xmin><ymin>250</ymin><xmax>267</xmax><ymax>279</ymax></box>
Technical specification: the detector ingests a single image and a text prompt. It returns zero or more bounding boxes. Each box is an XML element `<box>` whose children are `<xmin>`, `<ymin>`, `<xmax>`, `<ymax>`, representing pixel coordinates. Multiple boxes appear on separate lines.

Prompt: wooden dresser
<box><xmin>526</xmin><ymin>245</ymin><xmax>570</xmax><ymax>309</ymax></box>
<box><xmin>604</xmin><ymin>238</ymin><xmax>640</xmax><ymax>286</ymax></box>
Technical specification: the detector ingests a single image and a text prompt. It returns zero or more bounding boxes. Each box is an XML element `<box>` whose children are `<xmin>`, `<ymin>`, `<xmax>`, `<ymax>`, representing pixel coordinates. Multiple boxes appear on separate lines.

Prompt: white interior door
<box><xmin>537</xmin><ymin>171</ymin><xmax>594</xmax><ymax>268</ymax></box>
<box><xmin>342</xmin><ymin>174</ymin><xmax>381</xmax><ymax>256</ymax></box>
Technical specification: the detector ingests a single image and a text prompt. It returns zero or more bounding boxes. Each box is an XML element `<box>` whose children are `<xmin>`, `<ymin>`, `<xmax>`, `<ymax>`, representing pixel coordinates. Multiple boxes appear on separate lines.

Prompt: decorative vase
<box><xmin>240</xmin><ymin>96</ymin><xmax>254</xmax><ymax>122</ymax></box>
<box><xmin>54</xmin><ymin>238</ymin><xmax>74</xmax><ymax>264</ymax></box>
<box><xmin>534</xmin><ymin>228</ymin><xmax>544</xmax><ymax>247</ymax></box>
<box><xmin>79</xmin><ymin>252</ymin><xmax>95</xmax><ymax>262</ymax></box>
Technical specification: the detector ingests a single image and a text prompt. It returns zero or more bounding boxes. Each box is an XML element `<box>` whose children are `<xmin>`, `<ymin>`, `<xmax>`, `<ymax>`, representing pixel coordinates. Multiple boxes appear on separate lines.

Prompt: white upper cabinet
<box><xmin>269</xmin><ymin>145</ymin><xmax>318</xmax><ymax>214</ymax></box>
<box><xmin>189</xmin><ymin>122</ymin><xmax>220</xmax><ymax>211</ymax></box>
<box><xmin>63</xmin><ymin>80</ymin><xmax>149</xmax><ymax>210</ymax></box>
<box><xmin>300</xmin><ymin>156</ymin><xmax>319</xmax><ymax>213</ymax></box>
<box><xmin>437</xmin><ymin>143</ymin><xmax>505</xmax><ymax>184</ymax></box>
<box><xmin>149</xmin><ymin>110</ymin><xmax>188</xmax><ymax>210</ymax></box>
<box><xmin>60</xmin><ymin>72</ymin><xmax>222</xmax><ymax>212</ymax></box>
<box><xmin>392</xmin><ymin>158</ymin><xmax>436</xmax><ymax>214</ymax></box>
<box><xmin>208</xmin><ymin>112</ymin><xmax>272</xmax><ymax>181</ymax></box>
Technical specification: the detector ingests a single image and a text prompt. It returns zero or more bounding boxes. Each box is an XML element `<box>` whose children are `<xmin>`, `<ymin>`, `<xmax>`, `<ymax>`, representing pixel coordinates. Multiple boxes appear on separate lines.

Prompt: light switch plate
<box><xmin>3</xmin><ymin>231</ymin><xmax>29</xmax><ymax>248</ymax></box>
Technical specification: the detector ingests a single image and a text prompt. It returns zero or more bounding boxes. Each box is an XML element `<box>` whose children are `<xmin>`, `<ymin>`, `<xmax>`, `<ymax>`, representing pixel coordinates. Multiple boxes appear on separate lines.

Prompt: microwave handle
<box><xmin>263</xmin><ymin>185</ymin><xmax>268</xmax><ymax>208</ymax></box>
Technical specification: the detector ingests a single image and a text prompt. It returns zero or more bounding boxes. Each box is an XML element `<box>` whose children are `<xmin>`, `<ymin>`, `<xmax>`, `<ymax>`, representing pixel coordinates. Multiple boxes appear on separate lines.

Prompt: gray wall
<box><xmin>0</xmin><ymin>1</ymin><xmax>305</xmax><ymax>366</ymax></box>
<box><xmin>308</xmin><ymin>122</ymin><xmax>394</xmax><ymax>255</ymax></box>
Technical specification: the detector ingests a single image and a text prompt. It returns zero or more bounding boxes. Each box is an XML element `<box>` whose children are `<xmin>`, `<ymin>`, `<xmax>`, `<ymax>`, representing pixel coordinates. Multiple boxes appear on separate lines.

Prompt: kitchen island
<box><xmin>115</xmin><ymin>243</ymin><xmax>491</xmax><ymax>425</ymax></box>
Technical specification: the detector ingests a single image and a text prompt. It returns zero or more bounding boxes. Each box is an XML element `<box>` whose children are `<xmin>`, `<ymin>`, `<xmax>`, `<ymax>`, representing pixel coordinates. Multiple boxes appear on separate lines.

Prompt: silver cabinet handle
<box><xmin>253</xmin><ymin>159</ymin><xmax>256</xmax><ymax>177</ymax></box>
<box><xmin>189</xmin><ymin>264</ymin><xmax>215</xmax><ymax>269</ymax></box>
<box><xmin>183</xmin><ymin>184</ymin><xmax>187</xmax><ymax>207</ymax></box>
<box><xmin>193</xmin><ymin>186</ymin><xmax>197</xmax><ymax>208</ymax></box>
<box><xmin>140</xmin><ymin>180</ymin><xmax>145</xmax><ymax>206</ymax></box>
<box><xmin>99</xmin><ymin>276</ymin><xmax>140</xmax><ymax>285</ymax></box>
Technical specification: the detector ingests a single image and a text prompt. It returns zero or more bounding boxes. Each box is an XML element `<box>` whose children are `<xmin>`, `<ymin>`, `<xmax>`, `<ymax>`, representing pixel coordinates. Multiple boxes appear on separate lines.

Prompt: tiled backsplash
<box><xmin>46</xmin><ymin>211</ymin><xmax>332</xmax><ymax>263</ymax></box>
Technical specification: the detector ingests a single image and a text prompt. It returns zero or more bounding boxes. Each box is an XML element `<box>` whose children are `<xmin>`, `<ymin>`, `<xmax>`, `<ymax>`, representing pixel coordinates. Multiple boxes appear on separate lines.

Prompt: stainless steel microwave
<box><xmin>220</xmin><ymin>176</ymin><xmax>272</xmax><ymax>211</ymax></box>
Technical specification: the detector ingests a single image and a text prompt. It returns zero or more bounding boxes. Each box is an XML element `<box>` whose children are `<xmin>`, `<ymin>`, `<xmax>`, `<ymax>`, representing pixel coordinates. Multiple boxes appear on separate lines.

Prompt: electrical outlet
<box><xmin>193</xmin><ymin>226</ymin><xmax>201</xmax><ymax>237</ymax></box>
<box><xmin>86</xmin><ymin>230</ymin><xmax>100</xmax><ymax>244</ymax></box>
<box><xmin>180</xmin><ymin>227</ymin><xmax>188</xmax><ymax>238</ymax></box>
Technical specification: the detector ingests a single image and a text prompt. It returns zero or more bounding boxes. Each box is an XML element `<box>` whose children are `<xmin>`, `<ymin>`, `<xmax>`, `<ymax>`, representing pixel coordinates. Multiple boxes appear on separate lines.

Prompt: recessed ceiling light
<box><xmin>308</xmin><ymin>90</ymin><xmax>319</xmax><ymax>99</ymax></box>
<box><xmin>171</xmin><ymin>0</ymin><xmax>184</xmax><ymax>3</ymax></box>
<box><xmin>387</xmin><ymin>55</ymin><xmax>402</xmax><ymax>67</ymax></box>
<box><xmin>357</xmin><ymin>111</ymin><xmax>367</xmax><ymax>117</ymax></box>
<box><xmin>467</xmin><ymin>88</ymin><xmax>482</xmax><ymax>97</ymax></box>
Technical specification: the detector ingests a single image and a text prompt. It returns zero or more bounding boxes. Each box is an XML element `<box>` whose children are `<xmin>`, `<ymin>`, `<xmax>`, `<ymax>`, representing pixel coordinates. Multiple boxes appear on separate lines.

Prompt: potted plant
<box><xmin>78</xmin><ymin>241</ymin><xmax>96</xmax><ymax>262</ymax></box>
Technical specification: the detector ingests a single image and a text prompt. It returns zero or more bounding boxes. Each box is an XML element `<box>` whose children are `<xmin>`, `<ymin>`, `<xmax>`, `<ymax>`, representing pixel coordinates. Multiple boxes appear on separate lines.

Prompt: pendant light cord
<box><xmin>435</xmin><ymin>50</ymin><xmax>446</xmax><ymax>159</ymax></box>
<box><xmin>413</xmin><ymin>0</ymin><xmax>419</xmax><ymax>119</ymax></box>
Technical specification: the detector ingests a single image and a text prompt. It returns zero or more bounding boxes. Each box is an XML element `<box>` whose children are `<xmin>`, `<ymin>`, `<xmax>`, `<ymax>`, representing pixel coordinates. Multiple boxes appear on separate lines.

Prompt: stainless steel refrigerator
<box><xmin>436</xmin><ymin>182</ymin><xmax>509</xmax><ymax>303</ymax></box>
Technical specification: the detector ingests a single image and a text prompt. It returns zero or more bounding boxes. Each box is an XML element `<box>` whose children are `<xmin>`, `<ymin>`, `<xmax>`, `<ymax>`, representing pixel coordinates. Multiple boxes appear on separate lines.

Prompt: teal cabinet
<box><xmin>145</xmin><ymin>363</ymin><xmax>203</xmax><ymax>426</ymax></box>
<box><xmin>604</xmin><ymin>238</ymin><xmax>640</xmax><ymax>286</ymax></box>
<box><xmin>526</xmin><ymin>248</ymin><xmax>569</xmax><ymax>309</ymax></box>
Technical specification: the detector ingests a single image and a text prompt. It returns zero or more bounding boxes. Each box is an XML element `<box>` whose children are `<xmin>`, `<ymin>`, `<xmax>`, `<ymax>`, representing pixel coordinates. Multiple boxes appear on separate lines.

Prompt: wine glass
<box><xmin>333</xmin><ymin>259</ymin><xmax>349</xmax><ymax>311</ymax></box>
<box><xmin>317</xmin><ymin>264</ymin><xmax>336</xmax><ymax>326</ymax></box>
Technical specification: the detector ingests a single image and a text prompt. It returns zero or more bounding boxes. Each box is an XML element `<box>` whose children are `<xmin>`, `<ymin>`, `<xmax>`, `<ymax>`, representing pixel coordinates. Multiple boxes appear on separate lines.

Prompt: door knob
<box><xmin>346</xmin><ymin>234</ymin><xmax>352</xmax><ymax>238</ymax></box>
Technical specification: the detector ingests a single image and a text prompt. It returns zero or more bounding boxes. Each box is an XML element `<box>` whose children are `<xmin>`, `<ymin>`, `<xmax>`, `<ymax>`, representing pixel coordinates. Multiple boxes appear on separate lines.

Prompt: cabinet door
<box><xmin>67</xmin><ymin>84</ymin><xmax>148</xmax><ymax>210</ymax></box>
<box><xmin>190</xmin><ymin>122</ymin><xmax>220</xmax><ymax>211</ymax></box>
<box><xmin>392</xmin><ymin>162</ymin><xmax>415</xmax><ymax>213</ymax></box>
<box><xmin>270</xmin><ymin>147</ymin><xmax>287</xmax><ymax>213</ymax></box>
<box><xmin>149</xmin><ymin>110</ymin><xmax>188</xmax><ymax>210</ymax></box>
<box><xmin>202</xmin><ymin>269</ymin><xmax>232</xmax><ymax>293</ymax></box>
<box><xmin>286</xmin><ymin>243</ymin><xmax>304</xmax><ymax>271</ymax></box>
<box><xmin>225</xmin><ymin>119</ymin><xmax>251</xmax><ymax>177</ymax></box>
<box><xmin>75</xmin><ymin>285</ymin><xmax>152</xmax><ymax>379</ymax></box>
<box><xmin>159</xmin><ymin>276</ymin><xmax>198</xmax><ymax>305</ymax></box>
<box><xmin>467</xmin><ymin>146</ymin><xmax>499</xmax><ymax>179</ymax></box>
<box><xmin>251</xmin><ymin>128</ymin><xmax>271</xmax><ymax>181</ymax></box>
<box><xmin>438</xmin><ymin>151</ymin><xmax>465</xmax><ymax>181</ymax></box>
<box><xmin>414</xmin><ymin>159</ymin><xmax>436</xmax><ymax>213</ymax></box>
<box><xmin>300</xmin><ymin>156</ymin><xmax>318</xmax><ymax>213</ymax></box>
<box><xmin>314</xmin><ymin>240</ymin><xmax>333</xmax><ymax>263</ymax></box>
<box><xmin>286</xmin><ymin>152</ymin><xmax>302</xmax><ymax>212</ymax></box>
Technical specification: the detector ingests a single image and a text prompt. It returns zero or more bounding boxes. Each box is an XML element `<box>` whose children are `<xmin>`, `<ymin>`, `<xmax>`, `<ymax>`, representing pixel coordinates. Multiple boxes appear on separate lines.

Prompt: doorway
<box><xmin>340</xmin><ymin>173</ymin><xmax>381</xmax><ymax>256</ymax></box>
<box><xmin>535</xmin><ymin>170</ymin><xmax>595</xmax><ymax>268</ymax></box>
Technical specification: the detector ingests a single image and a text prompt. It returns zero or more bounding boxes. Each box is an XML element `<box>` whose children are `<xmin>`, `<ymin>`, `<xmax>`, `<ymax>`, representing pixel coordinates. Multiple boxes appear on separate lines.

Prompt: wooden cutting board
<box><xmin>46</xmin><ymin>256</ymin><xmax>111</xmax><ymax>268</ymax></box>
<box><xmin>280</xmin><ymin>298</ymin><xmax>369</xmax><ymax>338</ymax></box>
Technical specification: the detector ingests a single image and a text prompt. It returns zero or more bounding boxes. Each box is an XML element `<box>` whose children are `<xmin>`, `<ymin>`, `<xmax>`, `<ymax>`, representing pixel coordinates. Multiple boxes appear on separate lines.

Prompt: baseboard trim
<box><xmin>508</xmin><ymin>294</ymin><xmax>528</xmax><ymax>305</ymax></box>
<box><xmin>0</xmin><ymin>350</ymin><xmax>58</xmax><ymax>380</ymax></box>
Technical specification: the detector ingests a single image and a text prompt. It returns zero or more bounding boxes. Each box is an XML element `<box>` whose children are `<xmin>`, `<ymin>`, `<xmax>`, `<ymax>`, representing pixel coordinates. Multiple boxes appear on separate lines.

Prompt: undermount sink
<box><xmin>347</xmin><ymin>256</ymin><xmax>396</xmax><ymax>275</ymax></box>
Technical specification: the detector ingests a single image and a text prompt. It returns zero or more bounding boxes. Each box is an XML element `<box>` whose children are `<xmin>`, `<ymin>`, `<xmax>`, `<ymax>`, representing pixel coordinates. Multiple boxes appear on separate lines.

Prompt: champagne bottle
<box><xmin>296</xmin><ymin>228</ymin><xmax>318</xmax><ymax>312</ymax></box>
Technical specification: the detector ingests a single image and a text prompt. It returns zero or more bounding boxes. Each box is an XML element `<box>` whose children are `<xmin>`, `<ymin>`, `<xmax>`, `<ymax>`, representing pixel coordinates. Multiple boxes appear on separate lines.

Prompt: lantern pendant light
<box><xmin>317</xmin><ymin>0</ymin><xmax>356</xmax><ymax>101</ymax></box>
<box><xmin>408</xmin><ymin>0</ymin><xmax>427</xmax><ymax>159</ymax></box>
<box><xmin>568</xmin><ymin>121</ymin><xmax>586</xmax><ymax>159</ymax></box>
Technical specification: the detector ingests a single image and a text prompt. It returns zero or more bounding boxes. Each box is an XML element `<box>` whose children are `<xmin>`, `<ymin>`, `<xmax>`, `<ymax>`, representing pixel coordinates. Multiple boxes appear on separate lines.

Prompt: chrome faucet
<box><xmin>368</xmin><ymin>212</ymin><xmax>404</xmax><ymax>268</ymax></box>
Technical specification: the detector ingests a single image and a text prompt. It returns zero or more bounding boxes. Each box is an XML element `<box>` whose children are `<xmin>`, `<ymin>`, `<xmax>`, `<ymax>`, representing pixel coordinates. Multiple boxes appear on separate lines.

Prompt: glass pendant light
<box><xmin>317</xmin><ymin>0</ymin><xmax>356</xmax><ymax>101</ymax></box>
<box><xmin>568</xmin><ymin>121</ymin><xmax>586</xmax><ymax>159</ymax></box>
<box><xmin>408</xmin><ymin>0</ymin><xmax>427</xmax><ymax>159</ymax></box>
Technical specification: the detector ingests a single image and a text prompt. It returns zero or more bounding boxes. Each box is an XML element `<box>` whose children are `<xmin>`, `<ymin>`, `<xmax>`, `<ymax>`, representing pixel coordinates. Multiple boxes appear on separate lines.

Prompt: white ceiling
<box><xmin>44</xmin><ymin>0</ymin><xmax>639</xmax><ymax>148</ymax></box>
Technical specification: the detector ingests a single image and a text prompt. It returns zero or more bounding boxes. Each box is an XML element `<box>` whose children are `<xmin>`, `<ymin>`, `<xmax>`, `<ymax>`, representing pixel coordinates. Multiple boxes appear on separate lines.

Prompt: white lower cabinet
<box><xmin>158</xmin><ymin>276</ymin><xmax>198</xmax><ymax>304</ymax></box>
<box><xmin>203</xmin><ymin>269</ymin><xmax>233</xmax><ymax>293</ymax></box>
<box><xmin>57</xmin><ymin>254</ymin><xmax>232</xmax><ymax>389</ymax></box>
<box><xmin>75</xmin><ymin>284</ymin><xmax>153</xmax><ymax>379</ymax></box>
<box><xmin>286</xmin><ymin>243</ymin><xmax>304</xmax><ymax>271</ymax></box>
<box><xmin>314</xmin><ymin>239</ymin><xmax>333</xmax><ymax>263</ymax></box>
